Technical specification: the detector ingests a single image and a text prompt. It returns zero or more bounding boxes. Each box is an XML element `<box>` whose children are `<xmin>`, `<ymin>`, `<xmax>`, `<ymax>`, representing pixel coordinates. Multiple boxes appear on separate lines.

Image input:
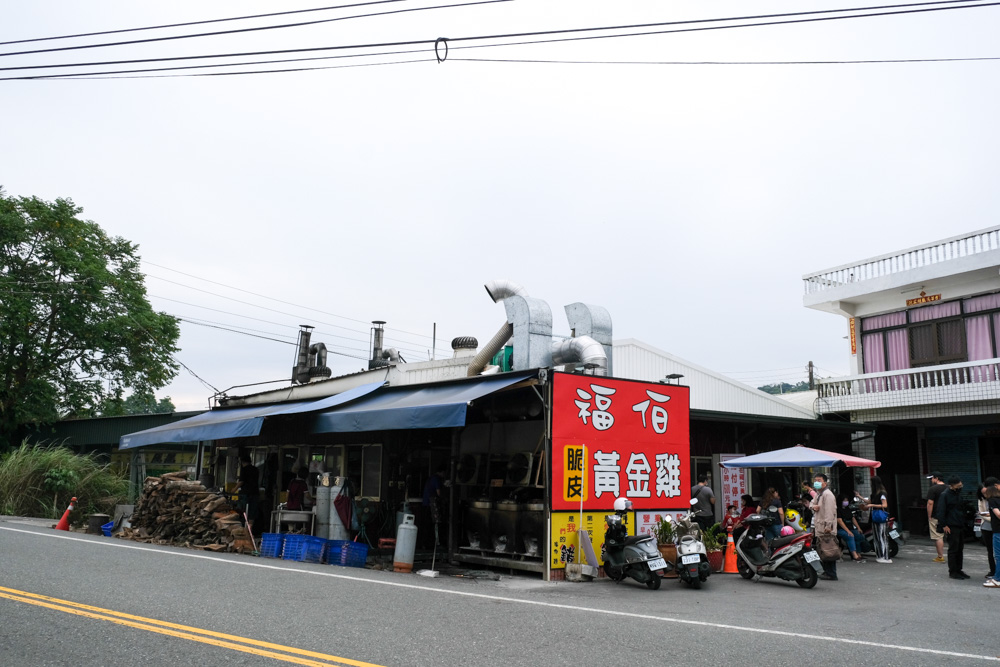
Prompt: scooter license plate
<box><xmin>889</xmin><ymin>530</ymin><xmax>900</xmax><ymax>540</ymax></box>
<box><xmin>803</xmin><ymin>550</ymin><xmax>820</xmax><ymax>563</ymax></box>
<box><xmin>646</xmin><ymin>557</ymin><xmax>667</xmax><ymax>571</ymax></box>
<box><xmin>681</xmin><ymin>554</ymin><xmax>700</xmax><ymax>565</ymax></box>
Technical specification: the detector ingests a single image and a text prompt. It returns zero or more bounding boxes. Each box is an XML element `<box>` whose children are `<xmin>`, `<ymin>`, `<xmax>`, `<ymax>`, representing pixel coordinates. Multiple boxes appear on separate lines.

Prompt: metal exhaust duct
<box><xmin>467</xmin><ymin>280</ymin><xmax>528</xmax><ymax>376</ymax></box>
<box><xmin>551</xmin><ymin>335</ymin><xmax>608</xmax><ymax>376</ymax></box>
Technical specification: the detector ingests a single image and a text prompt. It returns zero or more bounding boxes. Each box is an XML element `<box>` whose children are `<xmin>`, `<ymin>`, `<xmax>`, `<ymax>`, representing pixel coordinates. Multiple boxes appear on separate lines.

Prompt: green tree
<box><xmin>100</xmin><ymin>390</ymin><xmax>176</xmax><ymax>416</ymax></box>
<box><xmin>0</xmin><ymin>189</ymin><xmax>180</xmax><ymax>450</ymax></box>
<box><xmin>757</xmin><ymin>381</ymin><xmax>811</xmax><ymax>395</ymax></box>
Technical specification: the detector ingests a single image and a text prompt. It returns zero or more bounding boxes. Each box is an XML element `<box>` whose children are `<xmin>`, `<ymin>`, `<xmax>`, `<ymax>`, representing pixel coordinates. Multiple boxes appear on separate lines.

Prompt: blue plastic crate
<box><xmin>260</xmin><ymin>533</ymin><xmax>285</xmax><ymax>559</ymax></box>
<box><xmin>282</xmin><ymin>535</ymin><xmax>326</xmax><ymax>563</ymax></box>
<box><xmin>339</xmin><ymin>541</ymin><xmax>368</xmax><ymax>568</ymax></box>
<box><xmin>325</xmin><ymin>539</ymin><xmax>348</xmax><ymax>564</ymax></box>
<box><xmin>280</xmin><ymin>534</ymin><xmax>305</xmax><ymax>560</ymax></box>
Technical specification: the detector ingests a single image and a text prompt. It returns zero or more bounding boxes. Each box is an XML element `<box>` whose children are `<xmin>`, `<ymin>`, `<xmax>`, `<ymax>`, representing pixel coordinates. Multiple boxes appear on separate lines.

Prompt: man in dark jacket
<box><xmin>937</xmin><ymin>476</ymin><xmax>968</xmax><ymax>580</ymax></box>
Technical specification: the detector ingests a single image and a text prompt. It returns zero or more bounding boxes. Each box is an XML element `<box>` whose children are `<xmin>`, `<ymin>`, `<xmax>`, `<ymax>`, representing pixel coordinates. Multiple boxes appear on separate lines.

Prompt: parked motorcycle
<box><xmin>734</xmin><ymin>513</ymin><xmax>822</xmax><ymax>588</ymax></box>
<box><xmin>604</xmin><ymin>497</ymin><xmax>667</xmax><ymax>590</ymax></box>
<box><xmin>669</xmin><ymin>500</ymin><xmax>711</xmax><ymax>589</ymax></box>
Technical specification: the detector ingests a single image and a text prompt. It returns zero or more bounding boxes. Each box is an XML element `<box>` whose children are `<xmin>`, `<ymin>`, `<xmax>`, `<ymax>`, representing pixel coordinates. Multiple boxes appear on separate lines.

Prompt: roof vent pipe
<box><xmin>308</xmin><ymin>342</ymin><xmax>332</xmax><ymax>380</ymax></box>
<box><xmin>369</xmin><ymin>320</ymin><xmax>388</xmax><ymax>370</ymax></box>
<box><xmin>292</xmin><ymin>325</ymin><xmax>314</xmax><ymax>384</ymax></box>
<box><xmin>551</xmin><ymin>335</ymin><xmax>608</xmax><ymax>376</ymax></box>
<box><xmin>467</xmin><ymin>280</ymin><xmax>528</xmax><ymax>376</ymax></box>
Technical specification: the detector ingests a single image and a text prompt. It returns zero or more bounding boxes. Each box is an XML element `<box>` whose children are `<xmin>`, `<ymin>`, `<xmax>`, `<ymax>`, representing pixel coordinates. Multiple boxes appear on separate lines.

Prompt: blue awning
<box><xmin>119</xmin><ymin>381</ymin><xmax>385</xmax><ymax>449</ymax></box>
<box><xmin>311</xmin><ymin>373</ymin><xmax>533</xmax><ymax>433</ymax></box>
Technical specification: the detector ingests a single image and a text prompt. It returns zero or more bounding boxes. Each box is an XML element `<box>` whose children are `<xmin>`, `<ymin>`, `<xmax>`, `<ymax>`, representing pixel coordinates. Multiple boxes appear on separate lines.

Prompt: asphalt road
<box><xmin>1</xmin><ymin>518</ymin><xmax>997</xmax><ymax>667</ymax></box>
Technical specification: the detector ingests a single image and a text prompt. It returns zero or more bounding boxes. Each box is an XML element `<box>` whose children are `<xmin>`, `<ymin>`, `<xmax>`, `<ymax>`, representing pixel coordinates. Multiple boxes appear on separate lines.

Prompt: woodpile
<box><xmin>117</xmin><ymin>471</ymin><xmax>255</xmax><ymax>553</ymax></box>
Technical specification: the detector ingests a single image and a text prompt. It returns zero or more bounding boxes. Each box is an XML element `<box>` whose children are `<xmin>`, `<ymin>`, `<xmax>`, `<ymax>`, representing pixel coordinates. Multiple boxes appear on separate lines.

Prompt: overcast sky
<box><xmin>4</xmin><ymin>1</ymin><xmax>999</xmax><ymax>411</ymax></box>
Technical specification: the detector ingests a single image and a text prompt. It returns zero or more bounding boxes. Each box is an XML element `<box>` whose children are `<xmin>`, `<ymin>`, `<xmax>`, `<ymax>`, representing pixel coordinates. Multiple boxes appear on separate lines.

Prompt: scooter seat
<box><xmin>769</xmin><ymin>533</ymin><xmax>798</xmax><ymax>549</ymax></box>
<box><xmin>624</xmin><ymin>534</ymin><xmax>654</xmax><ymax>547</ymax></box>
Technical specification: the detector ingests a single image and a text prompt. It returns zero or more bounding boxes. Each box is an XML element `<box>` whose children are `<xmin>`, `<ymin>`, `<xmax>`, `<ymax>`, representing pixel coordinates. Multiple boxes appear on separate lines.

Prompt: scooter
<box><xmin>604</xmin><ymin>498</ymin><xmax>667</xmax><ymax>590</ymax></box>
<box><xmin>733</xmin><ymin>513</ymin><xmax>822</xmax><ymax>588</ymax></box>
<box><xmin>669</xmin><ymin>500</ymin><xmax>711</xmax><ymax>589</ymax></box>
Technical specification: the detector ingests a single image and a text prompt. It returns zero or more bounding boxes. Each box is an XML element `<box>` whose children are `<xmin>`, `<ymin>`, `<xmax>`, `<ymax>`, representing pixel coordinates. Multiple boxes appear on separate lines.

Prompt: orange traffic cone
<box><xmin>723</xmin><ymin>530</ymin><xmax>738</xmax><ymax>573</ymax></box>
<box><xmin>54</xmin><ymin>497</ymin><xmax>77</xmax><ymax>531</ymax></box>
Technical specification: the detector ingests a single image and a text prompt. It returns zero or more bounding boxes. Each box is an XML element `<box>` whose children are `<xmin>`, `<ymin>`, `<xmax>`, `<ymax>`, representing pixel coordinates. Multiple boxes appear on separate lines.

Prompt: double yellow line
<box><xmin>0</xmin><ymin>586</ymin><xmax>384</xmax><ymax>667</ymax></box>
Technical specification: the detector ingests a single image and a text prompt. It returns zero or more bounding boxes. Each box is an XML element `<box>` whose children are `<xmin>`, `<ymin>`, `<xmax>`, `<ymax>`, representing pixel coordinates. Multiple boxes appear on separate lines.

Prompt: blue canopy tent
<box><xmin>719</xmin><ymin>444</ymin><xmax>880</xmax><ymax>469</ymax></box>
<box><xmin>311</xmin><ymin>372</ymin><xmax>534</xmax><ymax>433</ymax></box>
<box><xmin>119</xmin><ymin>381</ymin><xmax>385</xmax><ymax>449</ymax></box>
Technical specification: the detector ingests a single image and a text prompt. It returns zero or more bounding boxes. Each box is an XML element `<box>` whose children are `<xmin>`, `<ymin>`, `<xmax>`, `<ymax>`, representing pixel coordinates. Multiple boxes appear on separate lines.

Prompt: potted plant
<box><xmin>702</xmin><ymin>522</ymin><xmax>726</xmax><ymax>572</ymax></box>
<box><xmin>651</xmin><ymin>515</ymin><xmax>678</xmax><ymax>577</ymax></box>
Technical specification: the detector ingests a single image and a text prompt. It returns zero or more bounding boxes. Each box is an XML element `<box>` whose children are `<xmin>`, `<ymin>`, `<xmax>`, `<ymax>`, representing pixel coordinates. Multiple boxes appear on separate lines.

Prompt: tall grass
<box><xmin>0</xmin><ymin>441</ymin><xmax>129</xmax><ymax>520</ymax></box>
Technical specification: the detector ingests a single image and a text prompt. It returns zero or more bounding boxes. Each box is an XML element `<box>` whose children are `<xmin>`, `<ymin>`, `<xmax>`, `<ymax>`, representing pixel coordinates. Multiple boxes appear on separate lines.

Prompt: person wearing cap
<box><xmin>926</xmin><ymin>471</ymin><xmax>947</xmax><ymax>563</ymax></box>
<box><xmin>937</xmin><ymin>476</ymin><xmax>969</xmax><ymax>580</ymax></box>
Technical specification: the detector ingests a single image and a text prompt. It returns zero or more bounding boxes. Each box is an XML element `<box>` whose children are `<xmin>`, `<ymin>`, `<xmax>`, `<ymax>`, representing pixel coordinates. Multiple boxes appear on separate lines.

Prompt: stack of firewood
<box><xmin>117</xmin><ymin>471</ymin><xmax>255</xmax><ymax>553</ymax></box>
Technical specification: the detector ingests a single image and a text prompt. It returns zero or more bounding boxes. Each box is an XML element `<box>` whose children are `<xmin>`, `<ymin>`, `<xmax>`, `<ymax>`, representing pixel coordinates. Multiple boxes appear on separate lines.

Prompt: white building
<box><xmin>803</xmin><ymin>226</ymin><xmax>1000</xmax><ymax>529</ymax></box>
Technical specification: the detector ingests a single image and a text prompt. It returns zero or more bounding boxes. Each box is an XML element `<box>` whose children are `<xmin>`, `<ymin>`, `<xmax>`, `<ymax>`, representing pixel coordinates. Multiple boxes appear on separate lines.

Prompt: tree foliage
<box><xmin>0</xmin><ymin>189</ymin><xmax>180</xmax><ymax>450</ymax></box>
<box><xmin>99</xmin><ymin>390</ymin><xmax>176</xmax><ymax>417</ymax></box>
<box><xmin>757</xmin><ymin>381</ymin><xmax>811</xmax><ymax>395</ymax></box>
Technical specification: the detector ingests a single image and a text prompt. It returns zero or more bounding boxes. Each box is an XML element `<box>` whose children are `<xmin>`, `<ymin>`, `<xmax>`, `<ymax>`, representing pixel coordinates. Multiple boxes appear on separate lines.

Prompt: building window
<box><xmin>908</xmin><ymin>319</ymin><xmax>965</xmax><ymax>367</ymax></box>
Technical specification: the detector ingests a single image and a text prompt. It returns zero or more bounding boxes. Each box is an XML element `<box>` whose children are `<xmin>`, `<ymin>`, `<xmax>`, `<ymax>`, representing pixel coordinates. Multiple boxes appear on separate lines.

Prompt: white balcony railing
<box><xmin>815</xmin><ymin>358</ymin><xmax>1000</xmax><ymax>414</ymax></box>
<box><xmin>802</xmin><ymin>226</ymin><xmax>1000</xmax><ymax>295</ymax></box>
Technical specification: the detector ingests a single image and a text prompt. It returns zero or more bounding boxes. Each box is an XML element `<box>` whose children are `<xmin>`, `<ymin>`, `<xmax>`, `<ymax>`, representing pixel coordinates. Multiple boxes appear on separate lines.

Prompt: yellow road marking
<box><xmin>0</xmin><ymin>586</ymin><xmax>384</xmax><ymax>667</ymax></box>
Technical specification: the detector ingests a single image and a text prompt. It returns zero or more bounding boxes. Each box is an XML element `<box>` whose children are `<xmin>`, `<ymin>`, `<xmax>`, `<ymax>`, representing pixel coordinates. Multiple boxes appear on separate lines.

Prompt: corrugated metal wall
<box><xmin>613</xmin><ymin>340</ymin><xmax>817</xmax><ymax>420</ymax></box>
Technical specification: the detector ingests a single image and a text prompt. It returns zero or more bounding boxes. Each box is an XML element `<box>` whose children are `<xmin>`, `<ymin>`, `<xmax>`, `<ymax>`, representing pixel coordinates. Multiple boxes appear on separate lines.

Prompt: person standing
<box><xmin>978</xmin><ymin>477</ymin><xmax>998</xmax><ymax>579</ymax></box>
<box><xmin>926</xmin><ymin>471</ymin><xmax>947</xmax><ymax>563</ymax></box>
<box><xmin>234</xmin><ymin>454</ymin><xmax>260</xmax><ymax>533</ymax></box>
<box><xmin>984</xmin><ymin>481</ymin><xmax>1000</xmax><ymax>589</ymax></box>
<box><xmin>866</xmin><ymin>475</ymin><xmax>892</xmax><ymax>564</ymax></box>
<box><xmin>810</xmin><ymin>473</ymin><xmax>838</xmax><ymax>581</ymax></box>
<box><xmin>937</xmin><ymin>476</ymin><xmax>969</xmax><ymax>580</ymax></box>
<box><xmin>691</xmin><ymin>473</ymin><xmax>716</xmax><ymax>533</ymax></box>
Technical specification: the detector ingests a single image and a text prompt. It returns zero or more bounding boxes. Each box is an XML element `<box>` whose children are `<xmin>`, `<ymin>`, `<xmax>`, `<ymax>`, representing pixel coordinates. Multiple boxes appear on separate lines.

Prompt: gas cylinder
<box><xmin>393</xmin><ymin>514</ymin><xmax>418</xmax><ymax>573</ymax></box>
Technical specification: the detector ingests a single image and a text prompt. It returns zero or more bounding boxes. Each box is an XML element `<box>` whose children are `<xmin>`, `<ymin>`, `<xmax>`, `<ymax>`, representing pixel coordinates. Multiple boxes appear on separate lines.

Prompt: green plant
<box><xmin>651</xmin><ymin>516</ymin><xmax>676</xmax><ymax>545</ymax></box>
<box><xmin>0</xmin><ymin>440</ymin><xmax>128</xmax><ymax>520</ymax></box>
<box><xmin>702</xmin><ymin>522</ymin><xmax>725</xmax><ymax>551</ymax></box>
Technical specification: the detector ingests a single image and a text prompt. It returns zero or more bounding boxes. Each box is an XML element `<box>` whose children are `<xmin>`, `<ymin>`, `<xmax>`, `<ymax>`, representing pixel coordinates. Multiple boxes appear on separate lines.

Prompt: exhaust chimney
<box><xmin>369</xmin><ymin>320</ymin><xmax>389</xmax><ymax>370</ymax></box>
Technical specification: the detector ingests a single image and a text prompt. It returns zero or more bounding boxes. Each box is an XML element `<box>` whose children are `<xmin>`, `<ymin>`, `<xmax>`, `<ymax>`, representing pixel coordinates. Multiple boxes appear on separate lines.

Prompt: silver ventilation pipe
<box><xmin>308</xmin><ymin>342</ymin><xmax>332</xmax><ymax>381</ymax></box>
<box><xmin>551</xmin><ymin>335</ymin><xmax>608</xmax><ymax>376</ymax></box>
<box><xmin>467</xmin><ymin>280</ymin><xmax>528</xmax><ymax>376</ymax></box>
<box><xmin>292</xmin><ymin>325</ymin><xmax>314</xmax><ymax>384</ymax></box>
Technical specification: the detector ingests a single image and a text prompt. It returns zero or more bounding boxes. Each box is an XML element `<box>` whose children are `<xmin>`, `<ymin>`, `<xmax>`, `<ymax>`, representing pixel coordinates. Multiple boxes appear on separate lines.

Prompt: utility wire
<box><xmin>177</xmin><ymin>317</ymin><xmax>297</xmax><ymax>346</ymax></box>
<box><xmin>0</xmin><ymin>0</ymin><xmax>512</xmax><ymax>58</ymax></box>
<box><xmin>452</xmin><ymin>55</ymin><xmax>1000</xmax><ymax>65</ymax></box>
<box><xmin>2</xmin><ymin>0</ymin><xmax>996</xmax><ymax>76</ymax></box>
<box><xmin>0</xmin><ymin>1</ymin><xmax>409</xmax><ymax>46</ymax></box>
<box><xmin>143</xmin><ymin>261</ymin><xmax>445</xmax><ymax>343</ymax></box>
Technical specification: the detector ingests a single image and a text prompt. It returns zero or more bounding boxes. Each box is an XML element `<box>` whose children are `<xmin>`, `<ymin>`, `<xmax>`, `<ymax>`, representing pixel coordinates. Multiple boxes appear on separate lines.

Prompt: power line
<box><xmin>142</xmin><ymin>261</ymin><xmax>446</xmax><ymax>343</ymax></box>
<box><xmin>0</xmin><ymin>1</ymin><xmax>409</xmax><ymax>46</ymax></box>
<box><xmin>0</xmin><ymin>0</ymin><xmax>512</xmax><ymax>58</ymax></box>
<box><xmin>3</xmin><ymin>0</ymin><xmax>996</xmax><ymax>78</ymax></box>
<box><xmin>176</xmin><ymin>317</ymin><xmax>297</xmax><ymax>346</ymax></box>
<box><xmin>452</xmin><ymin>55</ymin><xmax>1000</xmax><ymax>65</ymax></box>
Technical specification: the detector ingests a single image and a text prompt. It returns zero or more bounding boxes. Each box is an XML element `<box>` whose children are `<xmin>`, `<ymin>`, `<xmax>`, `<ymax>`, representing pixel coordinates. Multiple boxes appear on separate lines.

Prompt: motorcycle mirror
<box><xmin>664</xmin><ymin>515</ymin><xmax>673</xmax><ymax>523</ymax></box>
<box><xmin>689</xmin><ymin>498</ymin><xmax>698</xmax><ymax>506</ymax></box>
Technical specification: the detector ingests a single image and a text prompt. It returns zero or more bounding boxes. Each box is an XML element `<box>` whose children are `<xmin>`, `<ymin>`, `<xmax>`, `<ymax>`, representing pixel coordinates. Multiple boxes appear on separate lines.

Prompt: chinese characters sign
<box><xmin>552</xmin><ymin>373</ymin><xmax>690</xmax><ymax>511</ymax></box>
<box><xmin>550</xmin><ymin>510</ymin><xmax>633</xmax><ymax>569</ymax></box>
<box><xmin>719</xmin><ymin>454</ymin><xmax>748</xmax><ymax>514</ymax></box>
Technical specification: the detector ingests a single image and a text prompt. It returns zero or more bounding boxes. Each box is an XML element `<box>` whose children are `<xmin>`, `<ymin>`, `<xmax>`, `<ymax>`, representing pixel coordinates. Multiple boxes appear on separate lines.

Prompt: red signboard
<box><xmin>551</xmin><ymin>372</ymin><xmax>690</xmax><ymax>511</ymax></box>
